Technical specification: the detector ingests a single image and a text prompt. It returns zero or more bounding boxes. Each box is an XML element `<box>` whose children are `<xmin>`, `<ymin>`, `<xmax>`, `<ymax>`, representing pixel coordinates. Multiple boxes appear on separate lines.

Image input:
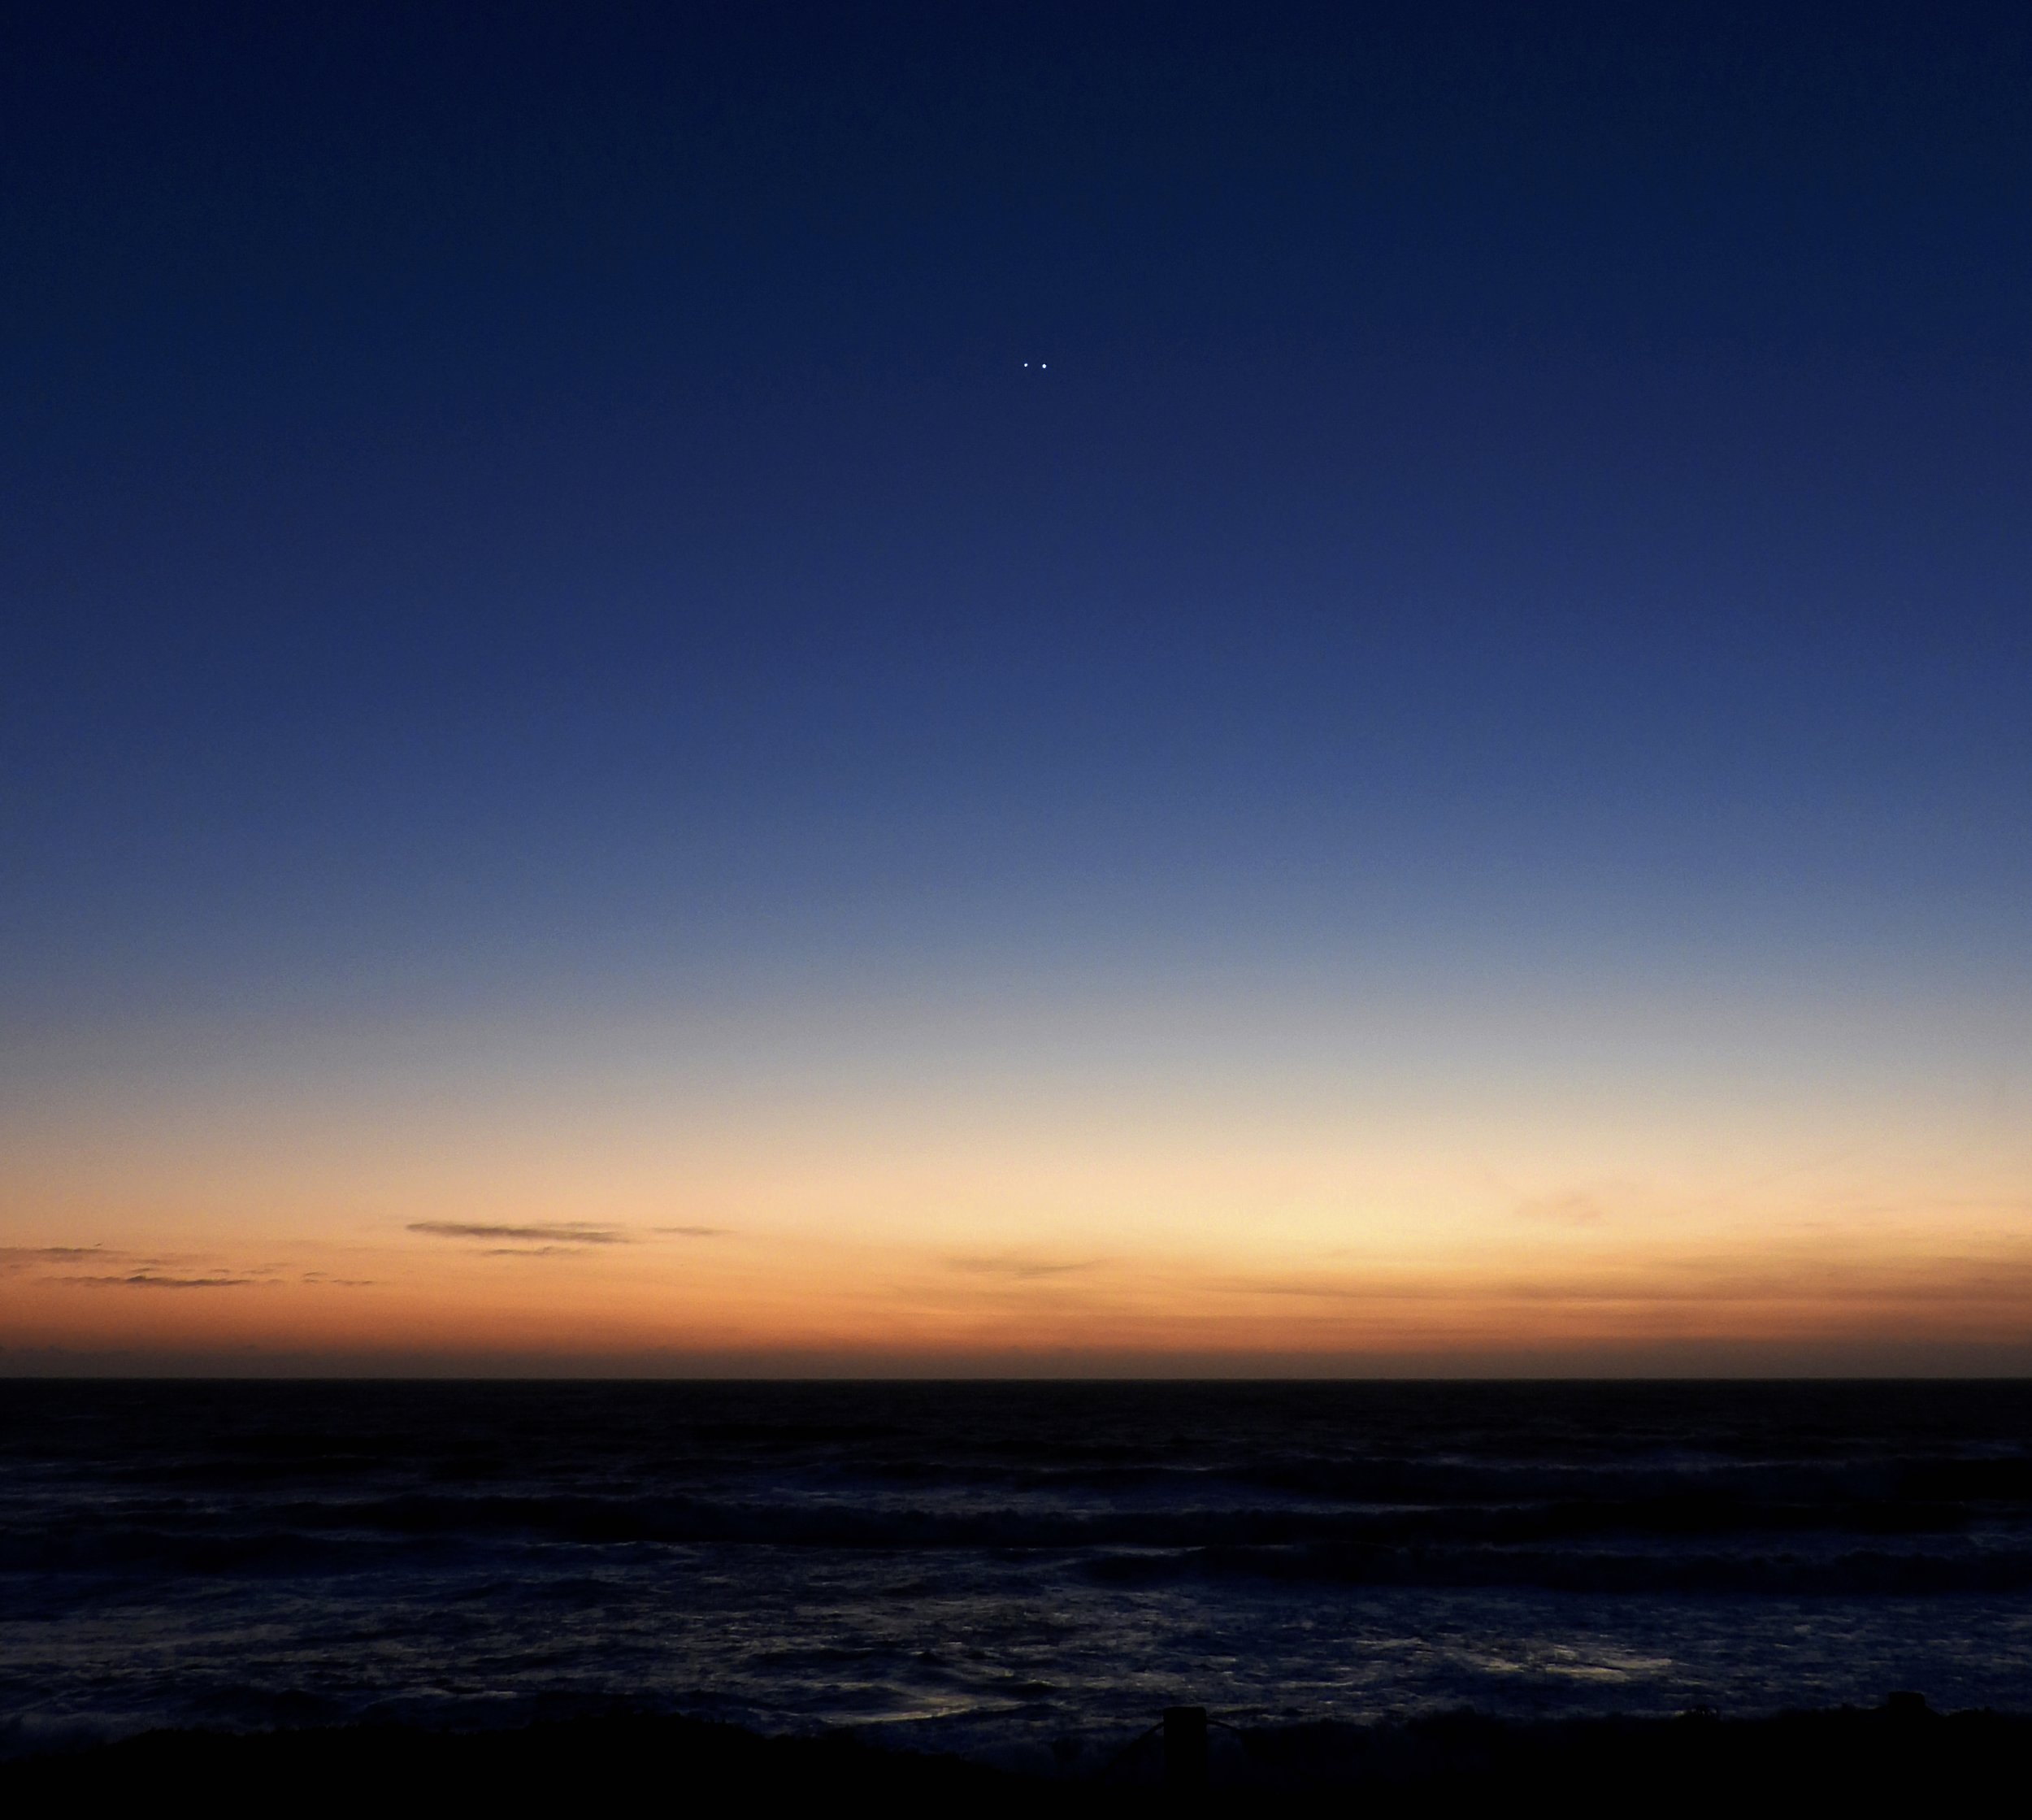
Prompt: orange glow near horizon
<box><xmin>5</xmin><ymin>972</ymin><xmax>2030</xmax><ymax>1374</ymax></box>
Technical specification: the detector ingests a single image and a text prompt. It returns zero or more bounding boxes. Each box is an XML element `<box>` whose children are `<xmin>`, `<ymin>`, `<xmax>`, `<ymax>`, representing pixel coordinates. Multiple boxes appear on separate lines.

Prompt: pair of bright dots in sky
<box><xmin>1024</xmin><ymin>361</ymin><xmax>1049</xmax><ymax>368</ymax></box>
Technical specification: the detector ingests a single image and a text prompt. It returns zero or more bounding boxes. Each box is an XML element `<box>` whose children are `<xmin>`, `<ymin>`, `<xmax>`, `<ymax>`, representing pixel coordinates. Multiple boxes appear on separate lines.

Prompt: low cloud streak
<box><xmin>1</xmin><ymin>1246</ymin><xmax>106</xmax><ymax>1273</ymax></box>
<box><xmin>407</xmin><ymin>1222</ymin><xmax>629</xmax><ymax>1247</ymax></box>
<box><xmin>945</xmin><ymin>1253</ymin><xmax>1103</xmax><ymax>1281</ymax></box>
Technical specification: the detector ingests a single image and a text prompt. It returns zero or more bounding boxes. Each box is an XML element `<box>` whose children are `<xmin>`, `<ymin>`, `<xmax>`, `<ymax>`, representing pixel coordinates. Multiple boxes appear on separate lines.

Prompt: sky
<box><xmin>3</xmin><ymin>2</ymin><xmax>2030</xmax><ymax>1374</ymax></box>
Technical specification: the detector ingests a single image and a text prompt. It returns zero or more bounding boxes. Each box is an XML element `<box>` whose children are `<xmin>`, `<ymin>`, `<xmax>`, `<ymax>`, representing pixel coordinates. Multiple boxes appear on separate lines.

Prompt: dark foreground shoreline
<box><xmin>6</xmin><ymin>1701</ymin><xmax>2026</xmax><ymax>1815</ymax></box>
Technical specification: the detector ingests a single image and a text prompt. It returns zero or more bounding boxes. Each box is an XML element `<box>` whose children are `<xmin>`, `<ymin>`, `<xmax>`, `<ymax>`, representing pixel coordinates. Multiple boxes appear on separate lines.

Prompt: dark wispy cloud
<box><xmin>0</xmin><ymin>1245</ymin><xmax>106</xmax><ymax>1272</ymax></box>
<box><xmin>653</xmin><ymin>1225</ymin><xmax>728</xmax><ymax>1239</ymax></box>
<box><xmin>407</xmin><ymin>1221</ymin><xmax>628</xmax><ymax>1247</ymax></box>
<box><xmin>12</xmin><ymin>1243</ymin><xmax>279</xmax><ymax>1289</ymax></box>
<box><xmin>945</xmin><ymin>1252</ymin><xmax>1101</xmax><ymax>1281</ymax></box>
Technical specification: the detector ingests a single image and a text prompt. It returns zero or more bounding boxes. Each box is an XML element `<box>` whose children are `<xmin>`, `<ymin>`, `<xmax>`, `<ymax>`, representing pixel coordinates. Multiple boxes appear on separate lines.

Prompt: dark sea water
<box><xmin>3</xmin><ymin>1380</ymin><xmax>2030</xmax><ymax>1763</ymax></box>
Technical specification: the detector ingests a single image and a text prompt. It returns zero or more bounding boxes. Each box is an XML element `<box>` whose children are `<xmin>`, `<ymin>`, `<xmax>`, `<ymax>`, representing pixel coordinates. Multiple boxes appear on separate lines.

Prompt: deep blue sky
<box><xmin>6</xmin><ymin>1</ymin><xmax>2030</xmax><ymax>1023</ymax></box>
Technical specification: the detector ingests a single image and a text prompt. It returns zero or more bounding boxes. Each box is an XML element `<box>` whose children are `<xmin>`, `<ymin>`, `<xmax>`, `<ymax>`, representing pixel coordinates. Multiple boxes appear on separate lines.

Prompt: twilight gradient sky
<box><xmin>4</xmin><ymin>2</ymin><xmax>2030</xmax><ymax>1372</ymax></box>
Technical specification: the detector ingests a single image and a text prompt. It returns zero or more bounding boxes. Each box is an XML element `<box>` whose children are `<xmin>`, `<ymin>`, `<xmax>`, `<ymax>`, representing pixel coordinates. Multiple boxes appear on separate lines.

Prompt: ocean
<box><xmin>3</xmin><ymin>1380</ymin><xmax>2029</xmax><ymax>1764</ymax></box>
